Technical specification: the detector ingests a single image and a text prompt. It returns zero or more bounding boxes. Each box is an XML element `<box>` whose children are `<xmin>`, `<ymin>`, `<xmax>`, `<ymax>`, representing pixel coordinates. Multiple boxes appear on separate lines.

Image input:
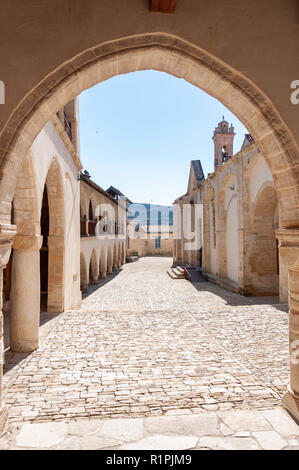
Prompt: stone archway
<box><xmin>217</xmin><ymin>174</ymin><xmax>238</xmax><ymax>283</ymax></box>
<box><xmin>226</xmin><ymin>194</ymin><xmax>239</xmax><ymax>284</ymax></box>
<box><xmin>203</xmin><ymin>184</ymin><xmax>216</xmax><ymax>276</ymax></box>
<box><xmin>248</xmin><ymin>184</ymin><xmax>279</xmax><ymax>295</ymax></box>
<box><xmin>0</xmin><ymin>35</ymin><xmax>298</xmax><ymax>231</ymax></box>
<box><xmin>44</xmin><ymin>159</ymin><xmax>65</xmax><ymax>313</ymax></box>
<box><xmin>0</xmin><ymin>32</ymin><xmax>299</xmax><ymax>426</ymax></box>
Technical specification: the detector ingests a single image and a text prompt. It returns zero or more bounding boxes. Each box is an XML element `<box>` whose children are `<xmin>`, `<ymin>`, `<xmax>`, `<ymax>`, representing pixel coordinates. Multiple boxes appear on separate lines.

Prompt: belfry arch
<box><xmin>0</xmin><ymin>32</ymin><xmax>299</xmax><ymax>425</ymax></box>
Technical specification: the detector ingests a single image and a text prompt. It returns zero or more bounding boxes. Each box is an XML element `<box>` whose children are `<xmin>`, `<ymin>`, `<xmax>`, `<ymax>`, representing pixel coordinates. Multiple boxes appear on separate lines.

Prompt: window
<box><xmin>155</xmin><ymin>237</ymin><xmax>161</xmax><ymax>249</ymax></box>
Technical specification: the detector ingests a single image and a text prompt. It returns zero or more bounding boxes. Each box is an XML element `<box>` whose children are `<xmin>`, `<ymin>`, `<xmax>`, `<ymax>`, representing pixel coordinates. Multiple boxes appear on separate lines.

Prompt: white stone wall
<box><xmin>31</xmin><ymin>120</ymin><xmax>81</xmax><ymax>310</ymax></box>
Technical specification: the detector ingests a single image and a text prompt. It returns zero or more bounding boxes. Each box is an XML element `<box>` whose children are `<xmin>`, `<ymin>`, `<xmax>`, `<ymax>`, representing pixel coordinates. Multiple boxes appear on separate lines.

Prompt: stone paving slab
<box><xmin>2</xmin><ymin>257</ymin><xmax>289</xmax><ymax>423</ymax></box>
<box><xmin>1</xmin><ymin>408</ymin><xmax>298</xmax><ymax>450</ymax></box>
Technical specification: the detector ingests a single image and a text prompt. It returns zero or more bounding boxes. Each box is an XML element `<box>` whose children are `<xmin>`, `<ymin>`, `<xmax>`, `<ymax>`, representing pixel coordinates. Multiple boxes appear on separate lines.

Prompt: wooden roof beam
<box><xmin>149</xmin><ymin>0</ymin><xmax>178</xmax><ymax>14</ymax></box>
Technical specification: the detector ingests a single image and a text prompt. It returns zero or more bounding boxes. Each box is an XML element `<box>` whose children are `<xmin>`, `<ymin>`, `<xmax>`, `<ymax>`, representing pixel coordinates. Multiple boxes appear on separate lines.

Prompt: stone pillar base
<box><xmin>11</xmin><ymin>339</ymin><xmax>39</xmax><ymax>353</ymax></box>
<box><xmin>90</xmin><ymin>280</ymin><xmax>98</xmax><ymax>285</ymax></box>
<box><xmin>0</xmin><ymin>406</ymin><xmax>8</xmax><ymax>436</ymax></box>
<box><xmin>100</xmin><ymin>272</ymin><xmax>107</xmax><ymax>279</ymax></box>
<box><xmin>282</xmin><ymin>387</ymin><xmax>299</xmax><ymax>423</ymax></box>
<box><xmin>107</xmin><ymin>267</ymin><xmax>112</xmax><ymax>274</ymax></box>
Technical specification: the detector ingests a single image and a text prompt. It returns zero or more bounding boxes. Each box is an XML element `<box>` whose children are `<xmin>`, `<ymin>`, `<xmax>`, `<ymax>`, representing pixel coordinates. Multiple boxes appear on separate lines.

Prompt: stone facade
<box><xmin>128</xmin><ymin>225</ymin><xmax>173</xmax><ymax>257</ymax></box>
<box><xmin>202</xmin><ymin>135</ymin><xmax>281</xmax><ymax>298</ymax></box>
<box><xmin>173</xmin><ymin>161</ymin><xmax>204</xmax><ymax>267</ymax></box>
<box><xmin>79</xmin><ymin>176</ymin><xmax>127</xmax><ymax>292</ymax></box>
<box><xmin>174</xmin><ymin>121</ymin><xmax>284</xmax><ymax>300</ymax></box>
<box><xmin>0</xmin><ymin>1</ymin><xmax>299</xmax><ymax>428</ymax></box>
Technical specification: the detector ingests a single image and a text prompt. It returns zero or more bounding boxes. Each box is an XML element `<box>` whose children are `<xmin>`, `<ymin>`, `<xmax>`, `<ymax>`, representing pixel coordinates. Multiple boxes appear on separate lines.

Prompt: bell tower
<box><xmin>212</xmin><ymin>117</ymin><xmax>235</xmax><ymax>171</ymax></box>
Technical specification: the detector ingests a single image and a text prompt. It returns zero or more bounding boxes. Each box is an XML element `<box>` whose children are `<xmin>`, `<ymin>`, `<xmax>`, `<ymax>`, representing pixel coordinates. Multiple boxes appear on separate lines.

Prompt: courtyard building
<box><xmin>128</xmin><ymin>223</ymin><xmax>173</xmax><ymax>257</ymax></box>
<box><xmin>173</xmin><ymin>119</ymin><xmax>287</xmax><ymax>301</ymax></box>
<box><xmin>80</xmin><ymin>174</ymin><xmax>127</xmax><ymax>292</ymax></box>
<box><xmin>0</xmin><ymin>0</ymin><xmax>299</xmax><ymax>438</ymax></box>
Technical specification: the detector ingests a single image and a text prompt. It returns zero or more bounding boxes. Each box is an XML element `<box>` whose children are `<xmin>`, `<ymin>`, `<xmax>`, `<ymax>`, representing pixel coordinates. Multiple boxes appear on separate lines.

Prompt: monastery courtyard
<box><xmin>1</xmin><ymin>257</ymin><xmax>298</xmax><ymax>450</ymax></box>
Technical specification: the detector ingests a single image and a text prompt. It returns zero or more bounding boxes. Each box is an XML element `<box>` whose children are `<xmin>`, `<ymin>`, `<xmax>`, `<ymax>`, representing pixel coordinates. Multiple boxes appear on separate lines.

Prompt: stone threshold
<box><xmin>0</xmin><ymin>407</ymin><xmax>298</xmax><ymax>450</ymax></box>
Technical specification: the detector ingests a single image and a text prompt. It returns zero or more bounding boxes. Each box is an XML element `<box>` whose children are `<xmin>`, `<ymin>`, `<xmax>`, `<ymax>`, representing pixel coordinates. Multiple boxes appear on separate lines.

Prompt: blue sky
<box><xmin>79</xmin><ymin>71</ymin><xmax>248</xmax><ymax>205</ymax></box>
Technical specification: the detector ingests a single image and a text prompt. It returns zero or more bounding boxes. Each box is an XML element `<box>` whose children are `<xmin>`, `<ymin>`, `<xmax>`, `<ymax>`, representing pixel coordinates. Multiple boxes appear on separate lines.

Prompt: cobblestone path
<box><xmin>3</xmin><ymin>257</ymin><xmax>289</xmax><ymax>424</ymax></box>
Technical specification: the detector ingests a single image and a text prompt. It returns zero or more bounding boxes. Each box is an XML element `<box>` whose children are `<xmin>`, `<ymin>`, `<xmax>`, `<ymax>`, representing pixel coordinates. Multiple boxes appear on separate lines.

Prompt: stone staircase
<box><xmin>167</xmin><ymin>266</ymin><xmax>185</xmax><ymax>279</ymax></box>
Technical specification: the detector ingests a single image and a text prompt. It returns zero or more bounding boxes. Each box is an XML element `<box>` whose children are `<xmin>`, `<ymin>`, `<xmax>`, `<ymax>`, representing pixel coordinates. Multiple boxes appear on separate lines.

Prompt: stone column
<box><xmin>10</xmin><ymin>234</ymin><xmax>42</xmax><ymax>353</ymax></box>
<box><xmin>107</xmin><ymin>256</ymin><xmax>113</xmax><ymax>274</ymax></box>
<box><xmin>100</xmin><ymin>260</ymin><xmax>107</xmax><ymax>279</ymax></box>
<box><xmin>283</xmin><ymin>266</ymin><xmax>299</xmax><ymax>421</ymax></box>
<box><xmin>113</xmin><ymin>253</ymin><xmax>118</xmax><ymax>271</ymax></box>
<box><xmin>47</xmin><ymin>236</ymin><xmax>65</xmax><ymax>313</ymax></box>
<box><xmin>121</xmin><ymin>244</ymin><xmax>126</xmax><ymax>265</ymax></box>
<box><xmin>81</xmin><ymin>282</ymin><xmax>88</xmax><ymax>293</ymax></box>
<box><xmin>276</xmin><ymin>229</ymin><xmax>299</xmax><ymax>303</ymax></box>
<box><xmin>277</xmin><ymin>230</ymin><xmax>299</xmax><ymax>420</ymax></box>
<box><xmin>90</xmin><ymin>270</ymin><xmax>99</xmax><ymax>285</ymax></box>
<box><xmin>0</xmin><ymin>224</ymin><xmax>16</xmax><ymax>435</ymax></box>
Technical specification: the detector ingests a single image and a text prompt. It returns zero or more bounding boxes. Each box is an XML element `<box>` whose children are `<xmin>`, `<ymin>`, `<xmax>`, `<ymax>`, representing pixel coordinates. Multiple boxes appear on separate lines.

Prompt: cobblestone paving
<box><xmin>3</xmin><ymin>257</ymin><xmax>289</xmax><ymax>424</ymax></box>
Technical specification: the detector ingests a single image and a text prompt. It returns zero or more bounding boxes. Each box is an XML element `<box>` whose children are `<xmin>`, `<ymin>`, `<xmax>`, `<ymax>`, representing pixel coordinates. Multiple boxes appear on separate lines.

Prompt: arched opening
<box><xmin>0</xmin><ymin>33</ymin><xmax>299</xmax><ymax>424</ymax></box>
<box><xmin>43</xmin><ymin>159</ymin><xmax>65</xmax><ymax>313</ymax></box>
<box><xmin>248</xmin><ymin>185</ymin><xmax>279</xmax><ymax>295</ymax></box>
<box><xmin>80</xmin><ymin>184</ymin><xmax>88</xmax><ymax>237</ymax></box>
<box><xmin>88</xmin><ymin>200</ymin><xmax>96</xmax><ymax>236</ymax></box>
<box><xmin>1</xmin><ymin>35</ymin><xmax>298</xmax><ymax>233</ymax></box>
<box><xmin>226</xmin><ymin>195</ymin><xmax>239</xmax><ymax>284</ymax></box>
<box><xmin>216</xmin><ymin>175</ymin><xmax>238</xmax><ymax>284</ymax></box>
<box><xmin>203</xmin><ymin>185</ymin><xmax>216</xmax><ymax>277</ymax></box>
<box><xmin>40</xmin><ymin>185</ymin><xmax>49</xmax><ymax>311</ymax></box>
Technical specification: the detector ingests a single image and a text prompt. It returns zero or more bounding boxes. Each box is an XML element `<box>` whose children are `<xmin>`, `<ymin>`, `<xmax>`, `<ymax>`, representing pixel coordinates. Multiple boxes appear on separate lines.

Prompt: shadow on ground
<box><xmin>3</xmin><ymin>311</ymin><xmax>61</xmax><ymax>377</ymax></box>
<box><xmin>190</xmin><ymin>280</ymin><xmax>288</xmax><ymax>312</ymax></box>
<box><xmin>82</xmin><ymin>268</ymin><xmax>123</xmax><ymax>299</ymax></box>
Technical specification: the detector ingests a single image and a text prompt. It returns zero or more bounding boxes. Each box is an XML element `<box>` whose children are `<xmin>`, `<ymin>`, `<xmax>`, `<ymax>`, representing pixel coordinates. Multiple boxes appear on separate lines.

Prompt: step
<box><xmin>176</xmin><ymin>266</ymin><xmax>185</xmax><ymax>274</ymax></box>
<box><xmin>172</xmin><ymin>268</ymin><xmax>185</xmax><ymax>278</ymax></box>
<box><xmin>167</xmin><ymin>268</ymin><xmax>178</xmax><ymax>279</ymax></box>
<box><xmin>167</xmin><ymin>268</ymin><xmax>185</xmax><ymax>279</ymax></box>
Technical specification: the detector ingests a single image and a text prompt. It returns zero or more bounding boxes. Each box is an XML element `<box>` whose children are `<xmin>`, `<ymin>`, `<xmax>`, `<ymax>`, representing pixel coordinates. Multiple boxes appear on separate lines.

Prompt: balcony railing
<box><xmin>80</xmin><ymin>219</ymin><xmax>125</xmax><ymax>237</ymax></box>
<box><xmin>80</xmin><ymin>217</ymin><xmax>87</xmax><ymax>236</ymax></box>
<box><xmin>88</xmin><ymin>220</ymin><xmax>97</xmax><ymax>236</ymax></box>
